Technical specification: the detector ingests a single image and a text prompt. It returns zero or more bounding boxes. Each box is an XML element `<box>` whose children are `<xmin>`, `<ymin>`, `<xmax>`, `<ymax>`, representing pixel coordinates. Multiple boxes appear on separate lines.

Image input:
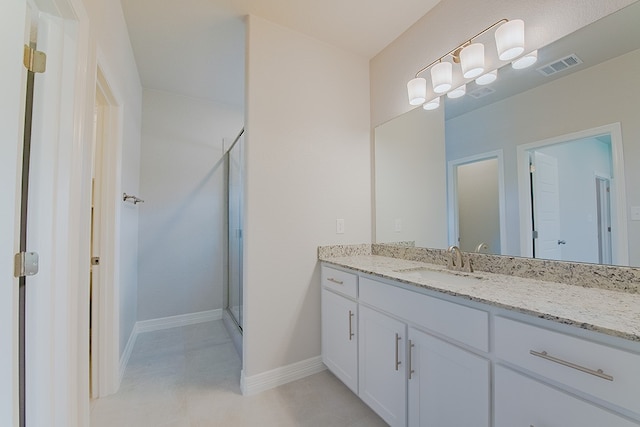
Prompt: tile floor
<box><xmin>90</xmin><ymin>320</ymin><xmax>386</xmax><ymax>426</ymax></box>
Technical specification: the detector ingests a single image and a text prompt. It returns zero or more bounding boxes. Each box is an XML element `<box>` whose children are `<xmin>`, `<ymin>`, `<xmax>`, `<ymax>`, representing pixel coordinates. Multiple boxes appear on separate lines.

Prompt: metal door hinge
<box><xmin>14</xmin><ymin>252</ymin><xmax>39</xmax><ymax>278</ymax></box>
<box><xmin>23</xmin><ymin>45</ymin><xmax>46</xmax><ymax>73</ymax></box>
<box><xmin>91</xmin><ymin>257</ymin><xmax>100</xmax><ymax>266</ymax></box>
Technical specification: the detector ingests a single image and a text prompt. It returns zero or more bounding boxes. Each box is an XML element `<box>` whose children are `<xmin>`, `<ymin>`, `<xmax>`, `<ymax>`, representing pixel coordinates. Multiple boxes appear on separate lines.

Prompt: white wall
<box><xmin>375</xmin><ymin>106</ymin><xmax>447</xmax><ymax>246</ymax></box>
<box><xmin>446</xmin><ymin>49</ymin><xmax>640</xmax><ymax>264</ymax></box>
<box><xmin>370</xmin><ymin>0</ymin><xmax>634</xmax><ymax>128</ymax></box>
<box><xmin>0</xmin><ymin>1</ymin><xmax>27</xmax><ymax>423</ymax></box>
<box><xmin>138</xmin><ymin>89</ymin><xmax>243</xmax><ymax>321</ymax></box>
<box><xmin>244</xmin><ymin>15</ymin><xmax>371</xmax><ymax>377</ymax></box>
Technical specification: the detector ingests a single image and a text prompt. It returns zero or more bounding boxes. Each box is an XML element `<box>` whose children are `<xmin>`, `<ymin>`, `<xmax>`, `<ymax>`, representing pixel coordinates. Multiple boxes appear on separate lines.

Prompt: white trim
<box><xmin>447</xmin><ymin>149</ymin><xmax>507</xmax><ymax>254</ymax></box>
<box><xmin>118</xmin><ymin>323</ymin><xmax>139</xmax><ymax>381</ymax></box>
<box><xmin>517</xmin><ymin>123</ymin><xmax>629</xmax><ymax>264</ymax></box>
<box><xmin>136</xmin><ymin>309</ymin><xmax>223</xmax><ymax>334</ymax></box>
<box><xmin>240</xmin><ymin>356</ymin><xmax>327</xmax><ymax>396</ymax></box>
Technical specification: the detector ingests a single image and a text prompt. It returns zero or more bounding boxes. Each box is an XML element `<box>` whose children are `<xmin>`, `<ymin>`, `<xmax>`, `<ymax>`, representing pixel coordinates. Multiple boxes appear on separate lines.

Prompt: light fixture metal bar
<box><xmin>414</xmin><ymin>18</ymin><xmax>508</xmax><ymax>78</ymax></box>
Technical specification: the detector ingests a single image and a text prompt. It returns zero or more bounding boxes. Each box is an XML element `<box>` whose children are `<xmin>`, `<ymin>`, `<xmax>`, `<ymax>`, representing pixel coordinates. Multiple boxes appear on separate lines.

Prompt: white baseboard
<box><xmin>241</xmin><ymin>356</ymin><xmax>326</xmax><ymax>396</ymax></box>
<box><xmin>119</xmin><ymin>323</ymin><xmax>139</xmax><ymax>381</ymax></box>
<box><xmin>136</xmin><ymin>309</ymin><xmax>223</xmax><ymax>333</ymax></box>
<box><xmin>119</xmin><ymin>309</ymin><xmax>223</xmax><ymax>380</ymax></box>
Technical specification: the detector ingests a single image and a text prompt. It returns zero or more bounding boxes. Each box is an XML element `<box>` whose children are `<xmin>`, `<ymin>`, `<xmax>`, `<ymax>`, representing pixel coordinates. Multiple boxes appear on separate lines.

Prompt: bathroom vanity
<box><xmin>319</xmin><ymin>246</ymin><xmax>640</xmax><ymax>427</ymax></box>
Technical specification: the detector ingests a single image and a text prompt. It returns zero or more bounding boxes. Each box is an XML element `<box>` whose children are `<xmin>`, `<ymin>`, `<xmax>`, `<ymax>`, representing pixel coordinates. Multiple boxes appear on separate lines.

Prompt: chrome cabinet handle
<box><xmin>395</xmin><ymin>333</ymin><xmax>402</xmax><ymax>371</ymax></box>
<box><xmin>408</xmin><ymin>340</ymin><xmax>415</xmax><ymax>379</ymax></box>
<box><xmin>530</xmin><ymin>350</ymin><xmax>613</xmax><ymax>381</ymax></box>
<box><xmin>327</xmin><ymin>278</ymin><xmax>343</xmax><ymax>285</ymax></box>
<box><xmin>348</xmin><ymin>310</ymin><xmax>354</xmax><ymax>341</ymax></box>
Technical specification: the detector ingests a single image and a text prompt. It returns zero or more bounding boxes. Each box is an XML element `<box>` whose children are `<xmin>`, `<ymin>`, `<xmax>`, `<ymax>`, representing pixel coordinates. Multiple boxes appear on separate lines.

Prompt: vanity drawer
<box><xmin>494</xmin><ymin>316</ymin><xmax>640</xmax><ymax>414</ymax></box>
<box><xmin>359</xmin><ymin>277</ymin><xmax>488</xmax><ymax>352</ymax></box>
<box><xmin>321</xmin><ymin>265</ymin><xmax>358</xmax><ymax>298</ymax></box>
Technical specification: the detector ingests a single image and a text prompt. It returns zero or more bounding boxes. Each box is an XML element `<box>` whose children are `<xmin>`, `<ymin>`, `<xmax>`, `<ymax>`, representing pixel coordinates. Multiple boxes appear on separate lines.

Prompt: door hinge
<box><xmin>529</xmin><ymin>164</ymin><xmax>536</xmax><ymax>173</ymax></box>
<box><xmin>91</xmin><ymin>257</ymin><xmax>100</xmax><ymax>266</ymax></box>
<box><xmin>532</xmin><ymin>230</ymin><xmax>539</xmax><ymax>239</ymax></box>
<box><xmin>14</xmin><ymin>252</ymin><xmax>39</xmax><ymax>278</ymax></box>
<box><xmin>23</xmin><ymin>45</ymin><xmax>46</xmax><ymax>73</ymax></box>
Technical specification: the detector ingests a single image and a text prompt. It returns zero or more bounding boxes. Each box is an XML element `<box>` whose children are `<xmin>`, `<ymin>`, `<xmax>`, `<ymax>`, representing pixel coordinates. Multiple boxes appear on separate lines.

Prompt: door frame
<box><xmin>91</xmin><ymin>62</ymin><xmax>123</xmax><ymax>398</ymax></box>
<box><xmin>516</xmin><ymin>123</ymin><xmax>628</xmax><ymax>264</ymax></box>
<box><xmin>447</xmin><ymin>149</ymin><xmax>507</xmax><ymax>253</ymax></box>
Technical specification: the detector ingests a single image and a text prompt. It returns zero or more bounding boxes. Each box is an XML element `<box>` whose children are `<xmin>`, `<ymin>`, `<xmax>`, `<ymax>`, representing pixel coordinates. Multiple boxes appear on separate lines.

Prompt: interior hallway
<box><xmin>90</xmin><ymin>320</ymin><xmax>386</xmax><ymax>426</ymax></box>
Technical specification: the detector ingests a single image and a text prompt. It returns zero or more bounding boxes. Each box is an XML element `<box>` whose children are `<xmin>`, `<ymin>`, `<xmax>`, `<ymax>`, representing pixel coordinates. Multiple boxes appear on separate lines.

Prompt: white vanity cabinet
<box><xmin>321</xmin><ymin>266</ymin><xmax>358</xmax><ymax>393</ymax></box>
<box><xmin>495</xmin><ymin>365</ymin><xmax>639</xmax><ymax>427</ymax></box>
<box><xmin>408</xmin><ymin>327</ymin><xmax>490</xmax><ymax>427</ymax></box>
<box><xmin>358</xmin><ymin>305</ymin><xmax>407</xmax><ymax>427</ymax></box>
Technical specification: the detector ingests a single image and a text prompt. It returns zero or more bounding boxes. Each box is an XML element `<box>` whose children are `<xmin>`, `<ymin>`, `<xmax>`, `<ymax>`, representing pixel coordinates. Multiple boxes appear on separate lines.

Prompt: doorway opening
<box><xmin>447</xmin><ymin>150</ymin><xmax>507</xmax><ymax>255</ymax></box>
<box><xmin>517</xmin><ymin>123</ymin><xmax>628</xmax><ymax>265</ymax></box>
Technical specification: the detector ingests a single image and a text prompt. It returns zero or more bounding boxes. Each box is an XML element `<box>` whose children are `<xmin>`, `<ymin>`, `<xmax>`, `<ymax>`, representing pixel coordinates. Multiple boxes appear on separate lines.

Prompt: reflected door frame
<box><xmin>447</xmin><ymin>149</ymin><xmax>507</xmax><ymax>253</ymax></box>
<box><xmin>516</xmin><ymin>123</ymin><xmax>629</xmax><ymax>265</ymax></box>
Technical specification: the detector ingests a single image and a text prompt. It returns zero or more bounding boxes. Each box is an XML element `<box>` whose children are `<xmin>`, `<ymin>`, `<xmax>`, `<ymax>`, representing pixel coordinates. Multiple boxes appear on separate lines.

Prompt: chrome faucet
<box><xmin>447</xmin><ymin>245</ymin><xmax>463</xmax><ymax>271</ymax></box>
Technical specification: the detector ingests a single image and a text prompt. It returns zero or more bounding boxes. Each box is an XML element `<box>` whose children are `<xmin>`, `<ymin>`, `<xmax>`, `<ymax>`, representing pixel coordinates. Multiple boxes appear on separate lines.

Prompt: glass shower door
<box><xmin>227</xmin><ymin>131</ymin><xmax>244</xmax><ymax>329</ymax></box>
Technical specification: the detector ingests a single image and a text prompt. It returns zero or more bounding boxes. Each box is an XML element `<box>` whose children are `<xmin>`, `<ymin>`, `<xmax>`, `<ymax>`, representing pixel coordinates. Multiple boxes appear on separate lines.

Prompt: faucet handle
<box><xmin>463</xmin><ymin>257</ymin><xmax>474</xmax><ymax>273</ymax></box>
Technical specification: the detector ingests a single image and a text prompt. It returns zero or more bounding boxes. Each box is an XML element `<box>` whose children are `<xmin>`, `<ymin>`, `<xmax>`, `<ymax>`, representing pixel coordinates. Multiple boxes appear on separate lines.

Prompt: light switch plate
<box><xmin>336</xmin><ymin>218</ymin><xmax>345</xmax><ymax>234</ymax></box>
<box><xmin>631</xmin><ymin>206</ymin><xmax>640</xmax><ymax>221</ymax></box>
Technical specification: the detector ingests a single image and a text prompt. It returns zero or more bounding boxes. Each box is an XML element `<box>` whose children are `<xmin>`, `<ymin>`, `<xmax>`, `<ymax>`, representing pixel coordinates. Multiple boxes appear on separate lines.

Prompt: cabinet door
<box><xmin>408</xmin><ymin>328</ymin><xmax>489</xmax><ymax>427</ymax></box>
<box><xmin>359</xmin><ymin>305</ymin><xmax>407</xmax><ymax>427</ymax></box>
<box><xmin>321</xmin><ymin>288</ymin><xmax>358</xmax><ymax>393</ymax></box>
<box><xmin>495</xmin><ymin>365</ymin><xmax>640</xmax><ymax>427</ymax></box>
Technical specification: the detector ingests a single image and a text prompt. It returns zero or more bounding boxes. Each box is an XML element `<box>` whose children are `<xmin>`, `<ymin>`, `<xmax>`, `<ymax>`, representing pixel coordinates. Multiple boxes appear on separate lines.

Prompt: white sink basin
<box><xmin>393</xmin><ymin>267</ymin><xmax>485</xmax><ymax>286</ymax></box>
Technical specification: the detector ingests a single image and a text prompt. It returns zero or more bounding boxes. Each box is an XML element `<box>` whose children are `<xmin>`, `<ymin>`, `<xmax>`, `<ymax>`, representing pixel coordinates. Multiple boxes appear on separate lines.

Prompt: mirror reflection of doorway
<box><xmin>448</xmin><ymin>150</ymin><xmax>506</xmax><ymax>255</ymax></box>
<box><xmin>520</xmin><ymin>125</ymin><xmax>627</xmax><ymax>265</ymax></box>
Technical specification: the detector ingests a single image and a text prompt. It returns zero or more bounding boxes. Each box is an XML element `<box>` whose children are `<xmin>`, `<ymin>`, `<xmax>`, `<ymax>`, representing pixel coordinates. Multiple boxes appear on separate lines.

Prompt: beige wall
<box><xmin>370</xmin><ymin>0</ymin><xmax>635</xmax><ymax>128</ymax></box>
<box><xmin>244</xmin><ymin>15</ymin><xmax>371</xmax><ymax>377</ymax></box>
<box><xmin>374</xmin><ymin>106</ymin><xmax>447</xmax><ymax>247</ymax></box>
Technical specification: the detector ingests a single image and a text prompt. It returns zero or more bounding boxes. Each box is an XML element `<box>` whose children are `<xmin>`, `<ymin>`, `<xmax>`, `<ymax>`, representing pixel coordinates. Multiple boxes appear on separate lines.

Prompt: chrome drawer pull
<box><xmin>408</xmin><ymin>340</ymin><xmax>415</xmax><ymax>380</ymax></box>
<box><xmin>327</xmin><ymin>278</ymin><xmax>344</xmax><ymax>285</ymax></box>
<box><xmin>395</xmin><ymin>333</ymin><xmax>402</xmax><ymax>371</ymax></box>
<box><xmin>529</xmin><ymin>350</ymin><xmax>613</xmax><ymax>381</ymax></box>
<box><xmin>348</xmin><ymin>310</ymin><xmax>354</xmax><ymax>341</ymax></box>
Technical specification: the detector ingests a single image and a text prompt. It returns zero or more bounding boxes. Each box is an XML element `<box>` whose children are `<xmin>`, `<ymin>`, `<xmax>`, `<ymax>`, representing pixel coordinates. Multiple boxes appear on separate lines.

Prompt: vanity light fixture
<box><xmin>407</xmin><ymin>18</ymin><xmax>529</xmax><ymax>110</ymax></box>
<box><xmin>476</xmin><ymin>69</ymin><xmax>498</xmax><ymax>85</ymax></box>
<box><xmin>512</xmin><ymin>49</ymin><xmax>538</xmax><ymax>69</ymax></box>
<box><xmin>447</xmin><ymin>84</ymin><xmax>466</xmax><ymax>99</ymax></box>
<box><xmin>423</xmin><ymin>96</ymin><xmax>440</xmax><ymax>110</ymax></box>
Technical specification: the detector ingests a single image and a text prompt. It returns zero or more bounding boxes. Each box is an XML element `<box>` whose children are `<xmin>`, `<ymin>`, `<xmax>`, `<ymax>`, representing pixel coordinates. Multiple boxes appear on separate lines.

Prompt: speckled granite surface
<box><xmin>318</xmin><ymin>248</ymin><xmax>640</xmax><ymax>342</ymax></box>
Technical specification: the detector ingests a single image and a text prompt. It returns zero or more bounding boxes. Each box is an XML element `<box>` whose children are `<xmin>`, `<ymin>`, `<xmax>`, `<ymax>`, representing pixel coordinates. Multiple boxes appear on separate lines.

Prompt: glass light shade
<box><xmin>447</xmin><ymin>84</ymin><xmax>466</xmax><ymax>99</ymax></box>
<box><xmin>476</xmin><ymin>69</ymin><xmax>497</xmax><ymax>85</ymax></box>
<box><xmin>512</xmin><ymin>50</ymin><xmax>538</xmax><ymax>69</ymax></box>
<box><xmin>431</xmin><ymin>61</ymin><xmax>453</xmax><ymax>93</ymax></box>
<box><xmin>460</xmin><ymin>43</ymin><xmax>485</xmax><ymax>78</ymax></box>
<box><xmin>495</xmin><ymin>19</ymin><xmax>525</xmax><ymax>61</ymax></box>
<box><xmin>423</xmin><ymin>97</ymin><xmax>440</xmax><ymax>110</ymax></box>
<box><xmin>407</xmin><ymin>77</ymin><xmax>427</xmax><ymax>105</ymax></box>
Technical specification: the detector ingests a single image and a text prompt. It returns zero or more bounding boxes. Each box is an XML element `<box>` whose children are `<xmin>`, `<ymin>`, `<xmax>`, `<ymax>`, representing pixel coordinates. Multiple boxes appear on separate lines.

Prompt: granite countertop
<box><xmin>320</xmin><ymin>254</ymin><xmax>640</xmax><ymax>342</ymax></box>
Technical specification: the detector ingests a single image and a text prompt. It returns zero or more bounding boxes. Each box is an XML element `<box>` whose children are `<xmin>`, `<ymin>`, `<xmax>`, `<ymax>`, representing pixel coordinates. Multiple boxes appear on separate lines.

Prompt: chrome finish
<box><xmin>447</xmin><ymin>245</ymin><xmax>464</xmax><ymax>271</ymax></box>
<box><xmin>530</xmin><ymin>350</ymin><xmax>613</xmax><ymax>381</ymax></box>
<box><xmin>348</xmin><ymin>310</ymin><xmax>354</xmax><ymax>340</ymax></box>
<box><xmin>395</xmin><ymin>333</ymin><xmax>402</xmax><ymax>371</ymax></box>
<box><xmin>327</xmin><ymin>277</ymin><xmax>344</xmax><ymax>285</ymax></box>
<box><xmin>123</xmin><ymin>193</ymin><xmax>144</xmax><ymax>205</ymax></box>
<box><xmin>408</xmin><ymin>340</ymin><xmax>415</xmax><ymax>379</ymax></box>
<box><xmin>14</xmin><ymin>252</ymin><xmax>39</xmax><ymax>278</ymax></box>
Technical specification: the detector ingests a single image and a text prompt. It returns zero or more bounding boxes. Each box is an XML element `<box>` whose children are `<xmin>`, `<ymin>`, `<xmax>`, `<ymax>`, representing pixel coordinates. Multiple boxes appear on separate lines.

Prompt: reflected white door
<box><xmin>531</xmin><ymin>151</ymin><xmax>562</xmax><ymax>260</ymax></box>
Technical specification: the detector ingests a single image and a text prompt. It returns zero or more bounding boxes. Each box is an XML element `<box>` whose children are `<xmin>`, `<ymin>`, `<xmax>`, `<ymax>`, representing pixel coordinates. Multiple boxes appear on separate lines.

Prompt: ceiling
<box><xmin>119</xmin><ymin>0</ymin><xmax>441</xmax><ymax>106</ymax></box>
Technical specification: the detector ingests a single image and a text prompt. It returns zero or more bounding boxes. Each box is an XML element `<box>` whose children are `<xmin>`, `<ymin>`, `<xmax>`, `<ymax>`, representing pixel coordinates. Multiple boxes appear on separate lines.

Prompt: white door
<box><xmin>321</xmin><ymin>289</ymin><xmax>358</xmax><ymax>393</ymax></box>
<box><xmin>358</xmin><ymin>305</ymin><xmax>407</xmax><ymax>427</ymax></box>
<box><xmin>531</xmin><ymin>151</ymin><xmax>562</xmax><ymax>260</ymax></box>
<box><xmin>408</xmin><ymin>328</ymin><xmax>490</xmax><ymax>427</ymax></box>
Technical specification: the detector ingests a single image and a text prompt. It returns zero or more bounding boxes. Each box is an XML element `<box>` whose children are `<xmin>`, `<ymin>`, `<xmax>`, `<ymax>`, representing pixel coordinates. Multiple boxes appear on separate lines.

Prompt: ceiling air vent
<box><xmin>468</xmin><ymin>86</ymin><xmax>495</xmax><ymax>99</ymax></box>
<box><xmin>537</xmin><ymin>54</ymin><xmax>583</xmax><ymax>77</ymax></box>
